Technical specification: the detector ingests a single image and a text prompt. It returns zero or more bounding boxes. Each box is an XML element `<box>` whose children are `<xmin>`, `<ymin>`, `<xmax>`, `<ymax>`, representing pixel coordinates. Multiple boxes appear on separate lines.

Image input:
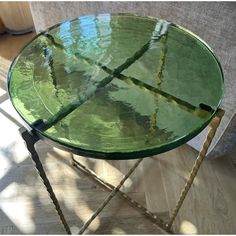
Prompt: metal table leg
<box><xmin>71</xmin><ymin>155</ymin><xmax>170</xmax><ymax>233</ymax></box>
<box><xmin>19</xmin><ymin>109</ymin><xmax>224</xmax><ymax>234</ymax></box>
<box><xmin>166</xmin><ymin>109</ymin><xmax>225</xmax><ymax>230</ymax></box>
<box><xmin>19</xmin><ymin>127</ymin><xmax>71</xmax><ymax>234</ymax></box>
<box><xmin>78</xmin><ymin>158</ymin><xmax>143</xmax><ymax>234</ymax></box>
<box><xmin>70</xmin><ymin>109</ymin><xmax>225</xmax><ymax>234</ymax></box>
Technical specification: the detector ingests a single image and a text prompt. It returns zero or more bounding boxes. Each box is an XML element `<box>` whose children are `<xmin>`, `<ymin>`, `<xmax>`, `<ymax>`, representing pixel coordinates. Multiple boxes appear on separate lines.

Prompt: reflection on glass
<box><xmin>8</xmin><ymin>14</ymin><xmax>224</xmax><ymax>159</ymax></box>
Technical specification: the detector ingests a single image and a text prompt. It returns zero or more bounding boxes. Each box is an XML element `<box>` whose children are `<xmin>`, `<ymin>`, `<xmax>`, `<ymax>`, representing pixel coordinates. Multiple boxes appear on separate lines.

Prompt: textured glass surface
<box><xmin>8</xmin><ymin>14</ymin><xmax>224</xmax><ymax>159</ymax></box>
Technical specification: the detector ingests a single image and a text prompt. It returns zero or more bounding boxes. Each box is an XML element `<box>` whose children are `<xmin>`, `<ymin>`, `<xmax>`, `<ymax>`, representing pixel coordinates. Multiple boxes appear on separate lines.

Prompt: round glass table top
<box><xmin>8</xmin><ymin>13</ymin><xmax>224</xmax><ymax>159</ymax></box>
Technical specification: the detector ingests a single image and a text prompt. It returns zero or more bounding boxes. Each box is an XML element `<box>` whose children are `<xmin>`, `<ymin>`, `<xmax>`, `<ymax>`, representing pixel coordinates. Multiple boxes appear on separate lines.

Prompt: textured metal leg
<box><xmin>78</xmin><ymin>158</ymin><xmax>143</xmax><ymax>234</ymax></box>
<box><xmin>70</xmin><ymin>156</ymin><xmax>169</xmax><ymax>233</ymax></box>
<box><xmin>166</xmin><ymin>109</ymin><xmax>225</xmax><ymax>230</ymax></box>
<box><xmin>19</xmin><ymin>127</ymin><xmax>71</xmax><ymax>234</ymax></box>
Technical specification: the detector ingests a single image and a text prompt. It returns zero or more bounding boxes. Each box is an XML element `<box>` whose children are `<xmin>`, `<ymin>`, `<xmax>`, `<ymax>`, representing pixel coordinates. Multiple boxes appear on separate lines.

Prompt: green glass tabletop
<box><xmin>8</xmin><ymin>13</ymin><xmax>224</xmax><ymax>159</ymax></box>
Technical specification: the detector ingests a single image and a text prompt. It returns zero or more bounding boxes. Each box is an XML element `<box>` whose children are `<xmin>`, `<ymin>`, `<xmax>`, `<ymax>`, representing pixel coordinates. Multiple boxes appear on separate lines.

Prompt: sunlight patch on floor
<box><xmin>70</xmin><ymin>225</ymin><xmax>80</xmax><ymax>234</ymax></box>
<box><xmin>0</xmin><ymin>87</ymin><xmax>5</xmax><ymax>96</ymax></box>
<box><xmin>0</xmin><ymin>152</ymin><xmax>11</xmax><ymax>179</ymax></box>
<box><xmin>0</xmin><ymin>99</ymin><xmax>28</xmax><ymax>162</ymax></box>
<box><xmin>112</xmin><ymin>227</ymin><xmax>126</xmax><ymax>234</ymax></box>
<box><xmin>0</xmin><ymin>55</ymin><xmax>11</xmax><ymax>72</ymax></box>
<box><xmin>0</xmin><ymin>183</ymin><xmax>35</xmax><ymax>233</ymax></box>
<box><xmin>179</xmin><ymin>220</ymin><xmax>198</xmax><ymax>234</ymax></box>
<box><xmin>75</xmin><ymin>204</ymin><xmax>101</xmax><ymax>232</ymax></box>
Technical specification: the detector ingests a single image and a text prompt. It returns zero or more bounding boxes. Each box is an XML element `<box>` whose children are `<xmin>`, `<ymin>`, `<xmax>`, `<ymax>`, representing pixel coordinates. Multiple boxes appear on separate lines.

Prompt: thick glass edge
<box><xmin>7</xmin><ymin>13</ymin><xmax>224</xmax><ymax>160</ymax></box>
<box><xmin>34</xmin><ymin>112</ymin><xmax>216</xmax><ymax>160</ymax></box>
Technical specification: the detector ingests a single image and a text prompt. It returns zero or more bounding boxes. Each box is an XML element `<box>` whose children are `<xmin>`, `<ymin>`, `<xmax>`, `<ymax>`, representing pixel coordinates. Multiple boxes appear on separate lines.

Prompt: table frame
<box><xmin>19</xmin><ymin>108</ymin><xmax>224</xmax><ymax>234</ymax></box>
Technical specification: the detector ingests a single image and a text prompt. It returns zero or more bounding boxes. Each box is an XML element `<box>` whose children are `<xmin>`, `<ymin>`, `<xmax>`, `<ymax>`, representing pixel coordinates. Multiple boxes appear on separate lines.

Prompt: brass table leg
<box><xmin>71</xmin><ymin>155</ymin><xmax>169</xmax><ymax>233</ymax></box>
<box><xmin>19</xmin><ymin>108</ymin><xmax>224</xmax><ymax>234</ymax></box>
<box><xmin>78</xmin><ymin>158</ymin><xmax>143</xmax><ymax>234</ymax></box>
<box><xmin>19</xmin><ymin>127</ymin><xmax>71</xmax><ymax>234</ymax></box>
<box><xmin>166</xmin><ymin>109</ymin><xmax>225</xmax><ymax>230</ymax></box>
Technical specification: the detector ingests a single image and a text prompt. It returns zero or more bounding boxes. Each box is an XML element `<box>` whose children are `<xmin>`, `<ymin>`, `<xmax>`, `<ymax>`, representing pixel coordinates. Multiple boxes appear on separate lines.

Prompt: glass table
<box><xmin>7</xmin><ymin>13</ymin><xmax>224</xmax><ymax>234</ymax></box>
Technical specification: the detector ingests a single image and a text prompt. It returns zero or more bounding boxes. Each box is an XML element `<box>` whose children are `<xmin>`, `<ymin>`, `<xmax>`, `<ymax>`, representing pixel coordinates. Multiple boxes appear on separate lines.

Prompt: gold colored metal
<box><xmin>71</xmin><ymin>156</ymin><xmax>169</xmax><ymax>233</ymax></box>
<box><xmin>78</xmin><ymin>158</ymin><xmax>143</xmax><ymax>234</ymax></box>
<box><xmin>155</xmin><ymin>34</ymin><xmax>168</xmax><ymax>86</ymax></box>
<box><xmin>20</xmin><ymin>108</ymin><xmax>224</xmax><ymax>234</ymax></box>
<box><xmin>166</xmin><ymin>109</ymin><xmax>225</xmax><ymax>230</ymax></box>
<box><xmin>19</xmin><ymin>127</ymin><xmax>72</xmax><ymax>234</ymax></box>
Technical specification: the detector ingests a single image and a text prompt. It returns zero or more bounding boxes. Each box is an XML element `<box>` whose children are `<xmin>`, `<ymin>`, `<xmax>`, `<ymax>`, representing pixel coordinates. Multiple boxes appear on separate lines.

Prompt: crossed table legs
<box><xmin>19</xmin><ymin>109</ymin><xmax>224</xmax><ymax>234</ymax></box>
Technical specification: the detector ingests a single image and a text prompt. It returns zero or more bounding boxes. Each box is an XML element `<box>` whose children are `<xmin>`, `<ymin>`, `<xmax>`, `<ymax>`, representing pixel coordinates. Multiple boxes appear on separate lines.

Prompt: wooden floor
<box><xmin>0</xmin><ymin>32</ymin><xmax>236</xmax><ymax>234</ymax></box>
